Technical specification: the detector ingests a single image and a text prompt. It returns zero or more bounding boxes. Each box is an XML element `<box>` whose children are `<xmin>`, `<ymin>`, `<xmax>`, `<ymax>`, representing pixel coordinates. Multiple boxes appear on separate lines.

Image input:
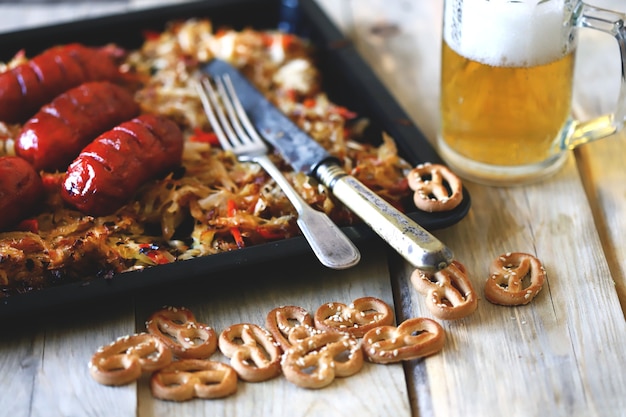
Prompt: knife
<box><xmin>203</xmin><ymin>59</ymin><xmax>454</xmax><ymax>272</ymax></box>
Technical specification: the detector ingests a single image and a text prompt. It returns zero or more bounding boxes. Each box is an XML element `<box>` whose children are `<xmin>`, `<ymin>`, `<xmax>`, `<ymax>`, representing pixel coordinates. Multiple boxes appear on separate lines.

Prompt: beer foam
<box><xmin>444</xmin><ymin>0</ymin><xmax>570</xmax><ymax>67</ymax></box>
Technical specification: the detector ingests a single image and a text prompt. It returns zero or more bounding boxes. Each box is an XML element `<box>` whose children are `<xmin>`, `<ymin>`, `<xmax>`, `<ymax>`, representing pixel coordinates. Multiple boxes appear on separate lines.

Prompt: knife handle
<box><xmin>316</xmin><ymin>163</ymin><xmax>454</xmax><ymax>272</ymax></box>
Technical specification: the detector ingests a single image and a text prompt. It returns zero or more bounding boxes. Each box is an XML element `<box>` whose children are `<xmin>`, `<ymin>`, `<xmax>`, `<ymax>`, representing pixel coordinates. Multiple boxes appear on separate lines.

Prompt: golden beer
<box><xmin>439</xmin><ymin>41</ymin><xmax>575</xmax><ymax>167</ymax></box>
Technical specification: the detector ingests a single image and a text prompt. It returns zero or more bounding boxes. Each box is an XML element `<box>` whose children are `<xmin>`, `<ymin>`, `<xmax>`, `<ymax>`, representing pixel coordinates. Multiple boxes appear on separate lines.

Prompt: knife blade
<box><xmin>203</xmin><ymin>59</ymin><xmax>454</xmax><ymax>271</ymax></box>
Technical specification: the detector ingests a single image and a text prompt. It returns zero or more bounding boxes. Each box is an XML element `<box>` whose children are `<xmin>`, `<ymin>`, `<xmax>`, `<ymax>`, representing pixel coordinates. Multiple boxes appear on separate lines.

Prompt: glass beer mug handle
<box><xmin>566</xmin><ymin>4</ymin><xmax>626</xmax><ymax>149</ymax></box>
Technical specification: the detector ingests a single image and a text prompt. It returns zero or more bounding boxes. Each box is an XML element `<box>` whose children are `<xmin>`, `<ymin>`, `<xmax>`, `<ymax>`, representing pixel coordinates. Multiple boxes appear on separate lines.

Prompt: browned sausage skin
<box><xmin>0</xmin><ymin>156</ymin><xmax>43</xmax><ymax>231</ymax></box>
<box><xmin>0</xmin><ymin>43</ymin><xmax>126</xmax><ymax>124</ymax></box>
<box><xmin>16</xmin><ymin>81</ymin><xmax>140</xmax><ymax>172</ymax></box>
<box><xmin>62</xmin><ymin>114</ymin><xmax>184</xmax><ymax>216</ymax></box>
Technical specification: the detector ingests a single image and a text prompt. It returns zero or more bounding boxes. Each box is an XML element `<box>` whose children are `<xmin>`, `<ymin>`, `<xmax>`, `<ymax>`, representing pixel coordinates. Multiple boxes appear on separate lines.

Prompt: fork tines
<box><xmin>196</xmin><ymin>75</ymin><xmax>266</xmax><ymax>154</ymax></box>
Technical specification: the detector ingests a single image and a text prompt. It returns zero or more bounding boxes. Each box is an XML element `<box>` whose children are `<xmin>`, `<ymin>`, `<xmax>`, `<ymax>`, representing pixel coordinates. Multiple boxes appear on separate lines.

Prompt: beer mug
<box><xmin>437</xmin><ymin>0</ymin><xmax>626</xmax><ymax>185</ymax></box>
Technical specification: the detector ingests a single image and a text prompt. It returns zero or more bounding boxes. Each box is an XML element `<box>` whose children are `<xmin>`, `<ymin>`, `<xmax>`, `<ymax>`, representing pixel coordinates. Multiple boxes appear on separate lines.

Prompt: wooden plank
<box><xmin>0</xmin><ymin>0</ymin><xmax>191</xmax><ymax>34</ymax></box>
<box><xmin>0</xmin><ymin>331</ymin><xmax>40</xmax><ymax>417</ymax></box>
<box><xmin>0</xmin><ymin>300</ymin><xmax>137</xmax><ymax>417</ymax></box>
<box><xmin>132</xmin><ymin>241</ymin><xmax>411</xmax><ymax>416</ymax></box>
<box><xmin>572</xmin><ymin>0</ymin><xmax>626</xmax><ymax>312</ymax></box>
<box><xmin>0</xmin><ymin>3</ymin><xmax>126</xmax><ymax>33</ymax></box>
<box><xmin>340</xmin><ymin>0</ymin><xmax>626</xmax><ymax>416</ymax></box>
<box><xmin>401</xmin><ymin>160</ymin><xmax>626</xmax><ymax>417</ymax></box>
<box><xmin>0</xmin><ymin>241</ymin><xmax>409</xmax><ymax>414</ymax></box>
<box><xmin>335</xmin><ymin>0</ymin><xmax>444</xmax><ymax>143</ymax></box>
<box><xmin>577</xmin><ymin>132</ymin><xmax>626</xmax><ymax>313</ymax></box>
<box><xmin>27</xmin><ymin>300</ymin><xmax>138</xmax><ymax>417</ymax></box>
<box><xmin>391</xmin><ymin>162</ymin><xmax>626</xmax><ymax>417</ymax></box>
<box><xmin>2</xmin><ymin>1</ymin><xmax>623</xmax><ymax>417</ymax></box>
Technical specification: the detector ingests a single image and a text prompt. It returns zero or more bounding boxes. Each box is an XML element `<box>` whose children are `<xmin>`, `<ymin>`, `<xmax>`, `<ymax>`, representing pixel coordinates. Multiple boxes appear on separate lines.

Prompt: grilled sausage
<box><xmin>0</xmin><ymin>156</ymin><xmax>44</xmax><ymax>231</ymax></box>
<box><xmin>16</xmin><ymin>81</ymin><xmax>140</xmax><ymax>172</ymax></box>
<box><xmin>61</xmin><ymin>114</ymin><xmax>184</xmax><ymax>216</ymax></box>
<box><xmin>0</xmin><ymin>43</ymin><xmax>126</xmax><ymax>124</ymax></box>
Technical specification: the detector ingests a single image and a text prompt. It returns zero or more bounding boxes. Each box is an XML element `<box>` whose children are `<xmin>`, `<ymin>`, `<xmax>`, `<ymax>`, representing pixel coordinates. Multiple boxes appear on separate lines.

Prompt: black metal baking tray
<box><xmin>0</xmin><ymin>0</ymin><xmax>471</xmax><ymax>318</ymax></box>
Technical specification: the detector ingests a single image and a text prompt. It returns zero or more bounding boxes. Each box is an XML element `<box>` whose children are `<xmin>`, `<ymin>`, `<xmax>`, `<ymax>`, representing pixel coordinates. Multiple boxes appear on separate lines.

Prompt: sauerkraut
<box><xmin>0</xmin><ymin>19</ymin><xmax>413</xmax><ymax>296</ymax></box>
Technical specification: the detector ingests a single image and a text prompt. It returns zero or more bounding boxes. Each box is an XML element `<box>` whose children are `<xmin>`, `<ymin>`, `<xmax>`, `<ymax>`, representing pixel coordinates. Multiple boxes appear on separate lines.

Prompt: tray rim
<box><xmin>0</xmin><ymin>0</ymin><xmax>471</xmax><ymax>318</ymax></box>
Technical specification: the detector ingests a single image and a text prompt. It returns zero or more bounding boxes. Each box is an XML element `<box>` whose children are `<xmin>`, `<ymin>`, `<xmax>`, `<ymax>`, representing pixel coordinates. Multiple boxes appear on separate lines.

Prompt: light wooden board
<box><xmin>132</xmin><ymin>243</ymin><xmax>410</xmax><ymax>417</ymax></box>
<box><xmin>1</xmin><ymin>1</ymin><xmax>625</xmax><ymax>416</ymax></box>
<box><xmin>577</xmin><ymin>131</ymin><xmax>626</xmax><ymax>313</ymax></box>
<box><xmin>0</xmin><ymin>0</ymin><xmax>188</xmax><ymax>34</ymax></box>
<box><xmin>316</xmin><ymin>0</ymin><xmax>626</xmax><ymax>416</ymax></box>
<box><xmin>1</xmin><ymin>242</ymin><xmax>411</xmax><ymax>417</ymax></box>
<box><xmin>572</xmin><ymin>0</ymin><xmax>626</xmax><ymax>312</ymax></box>
<box><xmin>397</xmin><ymin>160</ymin><xmax>626</xmax><ymax>417</ymax></box>
<box><xmin>0</xmin><ymin>299</ymin><xmax>137</xmax><ymax>417</ymax></box>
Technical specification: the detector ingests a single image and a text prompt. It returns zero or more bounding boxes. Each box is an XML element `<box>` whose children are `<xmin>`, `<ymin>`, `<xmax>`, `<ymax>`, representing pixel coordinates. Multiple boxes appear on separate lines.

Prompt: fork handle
<box><xmin>254</xmin><ymin>155</ymin><xmax>361</xmax><ymax>269</ymax></box>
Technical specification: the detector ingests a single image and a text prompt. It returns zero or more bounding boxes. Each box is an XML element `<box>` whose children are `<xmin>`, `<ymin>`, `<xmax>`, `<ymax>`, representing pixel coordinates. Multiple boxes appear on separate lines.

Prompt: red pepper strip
<box><xmin>260</xmin><ymin>32</ymin><xmax>295</xmax><ymax>49</ymax></box>
<box><xmin>215</xmin><ymin>28</ymin><xmax>229</xmax><ymax>38</ymax></box>
<box><xmin>281</xmin><ymin>33</ymin><xmax>296</xmax><ymax>49</ymax></box>
<box><xmin>227</xmin><ymin>199</ymin><xmax>237</xmax><ymax>217</ymax></box>
<box><xmin>260</xmin><ymin>33</ymin><xmax>273</xmax><ymax>47</ymax></box>
<box><xmin>16</xmin><ymin>218</ymin><xmax>38</xmax><ymax>233</ymax></box>
<box><xmin>256</xmin><ymin>226</ymin><xmax>285</xmax><ymax>241</ymax></box>
<box><xmin>303</xmin><ymin>98</ymin><xmax>316</xmax><ymax>108</ymax></box>
<box><xmin>230</xmin><ymin>227</ymin><xmax>245</xmax><ymax>249</ymax></box>
<box><xmin>332</xmin><ymin>106</ymin><xmax>357</xmax><ymax>119</ymax></box>
<box><xmin>190</xmin><ymin>128</ymin><xmax>219</xmax><ymax>146</ymax></box>
<box><xmin>142</xmin><ymin>29</ymin><xmax>161</xmax><ymax>40</ymax></box>
<box><xmin>147</xmin><ymin>251</ymin><xmax>171</xmax><ymax>265</ymax></box>
<box><xmin>138</xmin><ymin>243</ymin><xmax>171</xmax><ymax>265</ymax></box>
<box><xmin>226</xmin><ymin>199</ymin><xmax>245</xmax><ymax>248</ymax></box>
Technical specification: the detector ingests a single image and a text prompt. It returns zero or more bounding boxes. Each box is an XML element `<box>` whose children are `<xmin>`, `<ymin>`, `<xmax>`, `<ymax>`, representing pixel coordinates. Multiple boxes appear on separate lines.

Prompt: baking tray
<box><xmin>0</xmin><ymin>0</ymin><xmax>471</xmax><ymax>318</ymax></box>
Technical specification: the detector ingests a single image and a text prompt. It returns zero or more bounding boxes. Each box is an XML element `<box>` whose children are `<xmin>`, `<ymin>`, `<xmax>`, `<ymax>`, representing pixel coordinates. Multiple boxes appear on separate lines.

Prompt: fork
<box><xmin>196</xmin><ymin>74</ymin><xmax>361</xmax><ymax>269</ymax></box>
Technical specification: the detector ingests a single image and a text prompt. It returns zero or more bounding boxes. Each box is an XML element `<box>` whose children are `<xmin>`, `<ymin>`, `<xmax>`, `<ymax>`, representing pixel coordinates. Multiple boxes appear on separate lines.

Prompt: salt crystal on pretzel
<box><xmin>150</xmin><ymin>359</ymin><xmax>237</xmax><ymax>401</ymax></box>
<box><xmin>411</xmin><ymin>260</ymin><xmax>478</xmax><ymax>320</ymax></box>
<box><xmin>146</xmin><ymin>306</ymin><xmax>217</xmax><ymax>359</ymax></box>
<box><xmin>407</xmin><ymin>162</ymin><xmax>463</xmax><ymax>212</ymax></box>
<box><xmin>362</xmin><ymin>317</ymin><xmax>445</xmax><ymax>364</ymax></box>
<box><xmin>218</xmin><ymin>323</ymin><xmax>281</xmax><ymax>382</ymax></box>
<box><xmin>89</xmin><ymin>332</ymin><xmax>172</xmax><ymax>386</ymax></box>
<box><xmin>281</xmin><ymin>327</ymin><xmax>363</xmax><ymax>389</ymax></box>
<box><xmin>484</xmin><ymin>252</ymin><xmax>546</xmax><ymax>306</ymax></box>
<box><xmin>265</xmin><ymin>305</ymin><xmax>314</xmax><ymax>351</ymax></box>
<box><xmin>314</xmin><ymin>296</ymin><xmax>394</xmax><ymax>338</ymax></box>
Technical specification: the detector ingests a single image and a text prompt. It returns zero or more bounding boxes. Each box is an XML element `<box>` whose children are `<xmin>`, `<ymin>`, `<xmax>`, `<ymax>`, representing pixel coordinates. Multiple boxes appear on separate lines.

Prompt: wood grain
<box><xmin>317</xmin><ymin>0</ymin><xmax>626</xmax><ymax>416</ymax></box>
<box><xmin>0</xmin><ymin>243</ymin><xmax>411</xmax><ymax>417</ymax></box>
<box><xmin>572</xmin><ymin>0</ymin><xmax>626</xmax><ymax>314</ymax></box>
<box><xmin>1</xmin><ymin>1</ymin><xmax>625</xmax><ymax>416</ymax></box>
<box><xmin>133</xmin><ymin>242</ymin><xmax>410</xmax><ymax>417</ymax></box>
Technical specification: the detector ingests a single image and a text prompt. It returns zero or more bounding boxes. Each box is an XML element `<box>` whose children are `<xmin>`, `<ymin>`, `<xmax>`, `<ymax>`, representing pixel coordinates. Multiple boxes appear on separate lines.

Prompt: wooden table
<box><xmin>1</xmin><ymin>1</ymin><xmax>625</xmax><ymax>416</ymax></box>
